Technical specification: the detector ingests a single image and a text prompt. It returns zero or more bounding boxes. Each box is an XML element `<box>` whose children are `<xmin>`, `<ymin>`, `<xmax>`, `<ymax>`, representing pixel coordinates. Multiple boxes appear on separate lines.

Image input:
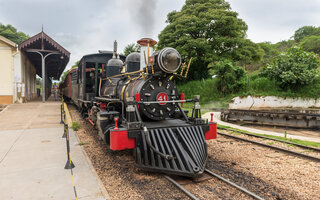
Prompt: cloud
<box><xmin>2</xmin><ymin>0</ymin><xmax>319</xmax><ymax>74</ymax></box>
<box><xmin>228</xmin><ymin>0</ymin><xmax>320</xmax><ymax>43</ymax></box>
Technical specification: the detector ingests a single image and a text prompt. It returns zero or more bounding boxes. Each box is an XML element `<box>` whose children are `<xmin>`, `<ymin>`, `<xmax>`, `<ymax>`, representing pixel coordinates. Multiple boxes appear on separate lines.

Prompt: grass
<box><xmin>267</xmin><ymin>142</ymin><xmax>275</xmax><ymax>145</ymax></box>
<box><xmin>181</xmin><ymin>102</ymin><xmax>212</xmax><ymax>117</ymax></box>
<box><xmin>78</xmin><ymin>142</ymin><xmax>88</xmax><ymax>146</ymax></box>
<box><xmin>176</xmin><ymin>74</ymin><xmax>320</xmax><ymax>109</ymax></box>
<box><xmin>217</xmin><ymin>124</ymin><xmax>320</xmax><ymax>148</ymax></box>
<box><xmin>245</xmin><ymin>73</ymin><xmax>320</xmax><ymax>99</ymax></box>
<box><xmin>72</xmin><ymin>122</ymin><xmax>81</xmax><ymax>131</ymax></box>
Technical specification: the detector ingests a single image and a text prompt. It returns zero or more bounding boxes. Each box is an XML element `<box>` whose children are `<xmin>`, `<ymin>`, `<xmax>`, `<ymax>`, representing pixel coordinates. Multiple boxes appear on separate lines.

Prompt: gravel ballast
<box><xmin>69</xmin><ymin>105</ymin><xmax>319</xmax><ymax>200</ymax></box>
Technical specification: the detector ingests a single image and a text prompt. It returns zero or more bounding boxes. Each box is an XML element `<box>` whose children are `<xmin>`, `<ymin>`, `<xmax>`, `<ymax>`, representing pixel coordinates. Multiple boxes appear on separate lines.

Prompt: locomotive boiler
<box><xmin>60</xmin><ymin>38</ymin><xmax>217</xmax><ymax>177</ymax></box>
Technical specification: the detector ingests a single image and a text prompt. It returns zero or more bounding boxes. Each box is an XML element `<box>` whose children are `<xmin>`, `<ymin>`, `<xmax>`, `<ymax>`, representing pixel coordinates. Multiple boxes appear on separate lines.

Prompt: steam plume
<box><xmin>126</xmin><ymin>0</ymin><xmax>158</xmax><ymax>36</ymax></box>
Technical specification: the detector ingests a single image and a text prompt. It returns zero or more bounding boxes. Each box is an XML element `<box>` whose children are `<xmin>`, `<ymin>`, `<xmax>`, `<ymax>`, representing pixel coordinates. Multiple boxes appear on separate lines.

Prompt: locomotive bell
<box><xmin>153</xmin><ymin>47</ymin><xmax>182</xmax><ymax>74</ymax></box>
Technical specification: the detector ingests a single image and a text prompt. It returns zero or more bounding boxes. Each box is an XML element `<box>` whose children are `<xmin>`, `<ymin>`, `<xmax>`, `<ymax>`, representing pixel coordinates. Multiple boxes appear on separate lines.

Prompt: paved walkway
<box><xmin>203</xmin><ymin>112</ymin><xmax>320</xmax><ymax>143</ymax></box>
<box><xmin>0</xmin><ymin>101</ymin><xmax>107</xmax><ymax>200</ymax></box>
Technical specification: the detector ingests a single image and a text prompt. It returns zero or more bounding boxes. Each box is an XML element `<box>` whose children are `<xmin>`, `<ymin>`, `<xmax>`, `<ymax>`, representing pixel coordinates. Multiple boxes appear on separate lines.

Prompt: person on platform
<box><xmin>52</xmin><ymin>83</ymin><xmax>58</xmax><ymax>101</ymax></box>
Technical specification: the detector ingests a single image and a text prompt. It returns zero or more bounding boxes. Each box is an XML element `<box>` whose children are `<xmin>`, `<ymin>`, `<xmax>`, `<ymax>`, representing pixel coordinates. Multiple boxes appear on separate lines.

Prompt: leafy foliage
<box><xmin>0</xmin><ymin>23</ymin><xmax>29</xmax><ymax>44</ymax></box>
<box><xmin>60</xmin><ymin>61</ymin><xmax>79</xmax><ymax>81</ymax></box>
<box><xmin>257</xmin><ymin>42</ymin><xmax>278</xmax><ymax>63</ymax></box>
<box><xmin>211</xmin><ymin>59</ymin><xmax>246</xmax><ymax>95</ymax></box>
<box><xmin>177</xmin><ymin>78</ymin><xmax>220</xmax><ymax>103</ymax></box>
<box><xmin>261</xmin><ymin>47</ymin><xmax>320</xmax><ymax>90</ymax></box>
<box><xmin>293</xmin><ymin>26</ymin><xmax>320</xmax><ymax>42</ymax></box>
<box><xmin>300</xmin><ymin>35</ymin><xmax>320</xmax><ymax>54</ymax></box>
<box><xmin>123</xmin><ymin>43</ymin><xmax>140</xmax><ymax>56</ymax></box>
<box><xmin>157</xmin><ymin>0</ymin><xmax>262</xmax><ymax>80</ymax></box>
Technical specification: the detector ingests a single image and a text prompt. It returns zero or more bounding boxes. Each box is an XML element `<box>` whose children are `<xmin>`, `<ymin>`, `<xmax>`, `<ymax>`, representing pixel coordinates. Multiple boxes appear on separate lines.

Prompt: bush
<box><xmin>177</xmin><ymin>78</ymin><xmax>219</xmax><ymax>103</ymax></box>
<box><xmin>211</xmin><ymin>60</ymin><xmax>247</xmax><ymax>95</ymax></box>
<box><xmin>300</xmin><ymin>35</ymin><xmax>320</xmax><ymax>54</ymax></box>
<box><xmin>261</xmin><ymin>46</ymin><xmax>320</xmax><ymax>90</ymax></box>
<box><xmin>250</xmin><ymin>77</ymin><xmax>275</xmax><ymax>92</ymax></box>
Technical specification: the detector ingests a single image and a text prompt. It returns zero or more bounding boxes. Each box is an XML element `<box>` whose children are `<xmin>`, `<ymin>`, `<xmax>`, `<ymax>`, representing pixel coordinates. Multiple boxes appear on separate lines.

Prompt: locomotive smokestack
<box><xmin>113</xmin><ymin>40</ymin><xmax>117</xmax><ymax>58</ymax></box>
<box><xmin>137</xmin><ymin>38</ymin><xmax>157</xmax><ymax>70</ymax></box>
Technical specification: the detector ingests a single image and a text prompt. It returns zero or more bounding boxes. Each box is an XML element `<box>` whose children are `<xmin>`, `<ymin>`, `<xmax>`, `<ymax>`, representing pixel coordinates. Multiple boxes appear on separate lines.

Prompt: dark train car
<box><xmin>60</xmin><ymin>51</ymin><xmax>125</xmax><ymax>106</ymax></box>
<box><xmin>60</xmin><ymin>39</ymin><xmax>217</xmax><ymax>177</ymax></box>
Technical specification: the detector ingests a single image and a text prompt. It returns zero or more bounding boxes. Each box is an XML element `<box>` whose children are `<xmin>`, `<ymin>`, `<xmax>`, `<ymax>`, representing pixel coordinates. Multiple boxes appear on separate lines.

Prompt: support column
<box><xmin>42</xmin><ymin>56</ymin><xmax>45</xmax><ymax>102</ymax></box>
<box><xmin>26</xmin><ymin>50</ymin><xmax>60</xmax><ymax>103</ymax></box>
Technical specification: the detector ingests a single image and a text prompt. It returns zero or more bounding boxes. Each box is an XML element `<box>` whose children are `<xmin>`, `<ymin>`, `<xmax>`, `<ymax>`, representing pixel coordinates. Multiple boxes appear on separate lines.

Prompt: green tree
<box><xmin>300</xmin><ymin>35</ymin><xmax>320</xmax><ymax>54</ymax></box>
<box><xmin>157</xmin><ymin>0</ymin><xmax>261</xmax><ymax>80</ymax></box>
<box><xmin>293</xmin><ymin>26</ymin><xmax>320</xmax><ymax>42</ymax></box>
<box><xmin>274</xmin><ymin>39</ymin><xmax>296</xmax><ymax>53</ymax></box>
<box><xmin>261</xmin><ymin>46</ymin><xmax>320</xmax><ymax>90</ymax></box>
<box><xmin>257</xmin><ymin>42</ymin><xmax>278</xmax><ymax>64</ymax></box>
<box><xmin>211</xmin><ymin>59</ymin><xmax>246</xmax><ymax>95</ymax></box>
<box><xmin>123</xmin><ymin>43</ymin><xmax>140</xmax><ymax>56</ymax></box>
<box><xmin>0</xmin><ymin>23</ymin><xmax>29</xmax><ymax>44</ymax></box>
<box><xmin>60</xmin><ymin>61</ymin><xmax>79</xmax><ymax>81</ymax></box>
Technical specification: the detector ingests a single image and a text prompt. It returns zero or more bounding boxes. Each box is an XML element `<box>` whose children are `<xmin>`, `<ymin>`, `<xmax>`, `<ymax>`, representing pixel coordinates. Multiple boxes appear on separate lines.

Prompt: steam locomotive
<box><xmin>60</xmin><ymin>38</ymin><xmax>217</xmax><ymax>177</ymax></box>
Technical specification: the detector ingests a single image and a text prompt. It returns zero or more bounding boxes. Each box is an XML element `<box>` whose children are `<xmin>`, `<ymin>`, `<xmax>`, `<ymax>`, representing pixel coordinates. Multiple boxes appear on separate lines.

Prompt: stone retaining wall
<box><xmin>229</xmin><ymin>96</ymin><xmax>320</xmax><ymax>109</ymax></box>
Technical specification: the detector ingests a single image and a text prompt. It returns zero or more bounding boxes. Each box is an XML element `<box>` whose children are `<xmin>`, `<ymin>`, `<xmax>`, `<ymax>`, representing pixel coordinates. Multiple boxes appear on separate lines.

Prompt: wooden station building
<box><xmin>0</xmin><ymin>31</ymin><xmax>70</xmax><ymax>104</ymax></box>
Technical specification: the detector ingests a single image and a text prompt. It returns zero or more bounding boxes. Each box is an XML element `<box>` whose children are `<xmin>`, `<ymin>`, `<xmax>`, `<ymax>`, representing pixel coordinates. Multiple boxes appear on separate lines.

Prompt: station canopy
<box><xmin>19</xmin><ymin>31</ymin><xmax>70</xmax><ymax>80</ymax></box>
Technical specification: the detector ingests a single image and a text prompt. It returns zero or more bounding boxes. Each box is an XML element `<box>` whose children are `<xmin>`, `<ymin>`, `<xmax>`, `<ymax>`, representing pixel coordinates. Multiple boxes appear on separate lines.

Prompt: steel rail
<box><xmin>218</xmin><ymin>127</ymin><xmax>320</xmax><ymax>153</ymax></box>
<box><xmin>165</xmin><ymin>170</ymin><xmax>264</xmax><ymax>200</ymax></box>
<box><xmin>217</xmin><ymin>108</ymin><xmax>320</xmax><ymax>117</ymax></box>
<box><xmin>217</xmin><ymin>131</ymin><xmax>320</xmax><ymax>162</ymax></box>
<box><xmin>164</xmin><ymin>175</ymin><xmax>199</xmax><ymax>200</ymax></box>
<box><xmin>204</xmin><ymin>169</ymin><xmax>264</xmax><ymax>200</ymax></box>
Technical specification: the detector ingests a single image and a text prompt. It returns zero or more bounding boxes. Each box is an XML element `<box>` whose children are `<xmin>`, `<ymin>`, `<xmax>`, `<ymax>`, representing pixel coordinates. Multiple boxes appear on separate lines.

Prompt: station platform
<box><xmin>0</xmin><ymin>99</ymin><xmax>108</xmax><ymax>200</ymax></box>
<box><xmin>203</xmin><ymin>112</ymin><xmax>320</xmax><ymax>143</ymax></box>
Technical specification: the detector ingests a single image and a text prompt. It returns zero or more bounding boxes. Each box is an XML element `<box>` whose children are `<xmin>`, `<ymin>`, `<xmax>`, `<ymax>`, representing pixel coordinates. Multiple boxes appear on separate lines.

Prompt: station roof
<box><xmin>18</xmin><ymin>31</ymin><xmax>70</xmax><ymax>80</ymax></box>
<box><xmin>0</xmin><ymin>35</ymin><xmax>17</xmax><ymax>47</ymax></box>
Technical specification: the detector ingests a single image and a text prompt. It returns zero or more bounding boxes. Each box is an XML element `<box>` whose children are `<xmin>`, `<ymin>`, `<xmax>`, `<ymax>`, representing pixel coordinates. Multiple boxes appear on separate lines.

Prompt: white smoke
<box><xmin>119</xmin><ymin>0</ymin><xmax>158</xmax><ymax>37</ymax></box>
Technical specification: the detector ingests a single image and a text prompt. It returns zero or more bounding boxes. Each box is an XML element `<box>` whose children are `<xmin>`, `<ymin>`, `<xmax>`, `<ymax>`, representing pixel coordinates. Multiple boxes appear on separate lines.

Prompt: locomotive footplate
<box><xmin>132</xmin><ymin>125</ymin><xmax>208</xmax><ymax>177</ymax></box>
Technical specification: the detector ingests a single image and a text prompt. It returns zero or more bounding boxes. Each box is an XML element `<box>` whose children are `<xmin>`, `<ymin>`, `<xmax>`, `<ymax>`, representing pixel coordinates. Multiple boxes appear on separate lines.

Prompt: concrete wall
<box><xmin>21</xmin><ymin>52</ymin><xmax>37</xmax><ymax>101</ymax></box>
<box><xmin>0</xmin><ymin>40</ymin><xmax>15</xmax><ymax>104</ymax></box>
<box><xmin>0</xmin><ymin>39</ymin><xmax>37</xmax><ymax>104</ymax></box>
<box><xmin>229</xmin><ymin>96</ymin><xmax>320</xmax><ymax>109</ymax></box>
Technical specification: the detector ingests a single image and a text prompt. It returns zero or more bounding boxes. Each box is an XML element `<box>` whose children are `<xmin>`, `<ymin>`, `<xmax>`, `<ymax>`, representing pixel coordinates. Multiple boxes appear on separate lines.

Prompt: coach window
<box><xmin>85</xmin><ymin>62</ymin><xmax>96</xmax><ymax>93</ymax></box>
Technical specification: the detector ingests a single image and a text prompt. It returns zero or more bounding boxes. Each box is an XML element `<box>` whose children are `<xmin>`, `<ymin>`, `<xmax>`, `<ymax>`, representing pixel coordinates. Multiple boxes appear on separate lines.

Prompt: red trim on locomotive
<box><xmin>156</xmin><ymin>92</ymin><xmax>168</xmax><ymax>105</ymax></box>
<box><xmin>135</xmin><ymin>93</ymin><xmax>141</xmax><ymax>108</ymax></box>
<box><xmin>100</xmin><ymin>103</ymin><xmax>107</xmax><ymax>110</ymax></box>
<box><xmin>180</xmin><ymin>93</ymin><xmax>185</xmax><ymax>107</ymax></box>
<box><xmin>110</xmin><ymin>129</ymin><xmax>136</xmax><ymax>150</ymax></box>
<box><xmin>88</xmin><ymin>118</ymin><xmax>95</xmax><ymax>125</ymax></box>
<box><xmin>205</xmin><ymin>122</ymin><xmax>217</xmax><ymax>140</ymax></box>
<box><xmin>135</xmin><ymin>93</ymin><xmax>141</xmax><ymax>102</ymax></box>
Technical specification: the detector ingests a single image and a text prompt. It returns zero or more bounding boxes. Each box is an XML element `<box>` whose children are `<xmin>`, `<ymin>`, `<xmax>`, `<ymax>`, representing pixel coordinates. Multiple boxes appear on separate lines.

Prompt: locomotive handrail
<box><xmin>101</xmin><ymin>70</ymin><xmax>143</xmax><ymax>80</ymax></box>
<box><xmin>137</xmin><ymin>99</ymin><xmax>193</xmax><ymax>104</ymax></box>
<box><xmin>95</xmin><ymin>97</ymin><xmax>121</xmax><ymax>102</ymax></box>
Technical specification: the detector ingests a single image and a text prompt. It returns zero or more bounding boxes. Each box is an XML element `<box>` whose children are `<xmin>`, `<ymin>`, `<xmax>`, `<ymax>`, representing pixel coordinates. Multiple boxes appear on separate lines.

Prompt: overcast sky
<box><xmin>1</xmin><ymin>0</ymin><xmax>320</xmax><ymax>72</ymax></box>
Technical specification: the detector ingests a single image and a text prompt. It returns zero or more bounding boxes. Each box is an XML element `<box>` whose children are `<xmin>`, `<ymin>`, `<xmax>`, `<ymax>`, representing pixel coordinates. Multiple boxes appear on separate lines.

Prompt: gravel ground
<box><xmin>221</xmin><ymin>129</ymin><xmax>320</xmax><ymax>160</ymax></box>
<box><xmin>69</xmin><ymin>105</ymin><xmax>319</xmax><ymax>199</ymax></box>
<box><xmin>69</xmin><ymin>105</ymin><xmax>188</xmax><ymax>200</ymax></box>
<box><xmin>231</xmin><ymin>123</ymin><xmax>320</xmax><ymax>139</ymax></box>
<box><xmin>207</xmin><ymin>135</ymin><xmax>320</xmax><ymax>200</ymax></box>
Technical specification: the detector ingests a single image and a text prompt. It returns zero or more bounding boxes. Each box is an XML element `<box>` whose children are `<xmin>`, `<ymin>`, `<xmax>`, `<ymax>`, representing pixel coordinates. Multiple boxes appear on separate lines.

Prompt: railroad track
<box><xmin>217</xmin><ymin>108</ymin><xmax>320</xmax><ymax>129</ymax></box>
<box><xmin>217</xmin><ymin>128</ymin><xmax>320</xmax><ymax>162</ymax></box>
<box><xmin>165</xmin><ymin>168</ymin><xmax>264</xmax><ymax>200</ymax></box>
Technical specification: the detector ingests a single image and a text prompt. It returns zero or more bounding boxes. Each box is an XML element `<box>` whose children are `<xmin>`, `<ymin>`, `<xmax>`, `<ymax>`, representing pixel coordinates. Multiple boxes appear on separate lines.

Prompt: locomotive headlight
<box><xmin>157</xmin><ymin>47</ymin><xmax>181</xmax><ymax>73</ymax></box>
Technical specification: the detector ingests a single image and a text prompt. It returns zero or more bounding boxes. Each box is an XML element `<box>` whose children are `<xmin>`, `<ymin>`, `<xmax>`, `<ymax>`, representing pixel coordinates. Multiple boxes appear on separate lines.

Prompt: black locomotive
<box><xmin>60</xmin><ymin>38</ymin><xmax>217</xmax><ymax>177</ymax></box>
